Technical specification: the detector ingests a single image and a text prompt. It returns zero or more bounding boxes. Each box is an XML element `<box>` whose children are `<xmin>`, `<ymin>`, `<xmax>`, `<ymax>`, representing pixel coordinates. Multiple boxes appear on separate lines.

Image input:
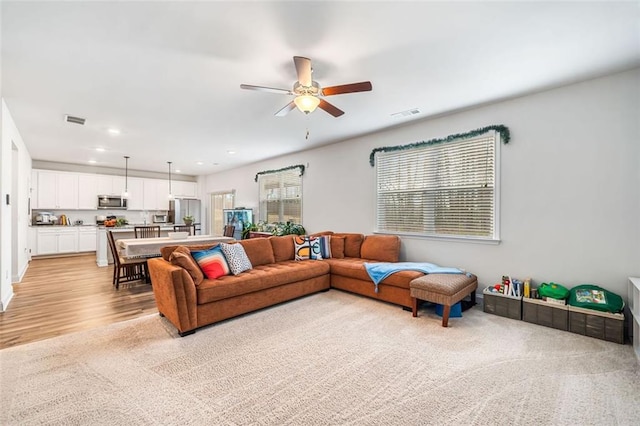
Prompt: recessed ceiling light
<box><xmin>175</xmin><ymin>169</ymin><xmax>181</xmax><ymax>173</ymax></box>
<box><xmin>107</xmin><ymin>128</ymin><xmax>120</xmax><ymax>135</ymax></box>
<box><xmin>196</xmin><ymin>161</ymin><xmax>204</xmax><ymax>165</ymax></box>
<box><xmin>96</xmin><ymin>147</ymin><xmax>105</xmax><ymax>152</ymax></box>
<box><xmin>88</xmin><ymin>160</ymin><xmax>97</xmax><ymax>164</ymax></box>
<box><xmin>227</xmin><ymin>150</ymin><xmax>236</xmax><ymax>155</ymax></box>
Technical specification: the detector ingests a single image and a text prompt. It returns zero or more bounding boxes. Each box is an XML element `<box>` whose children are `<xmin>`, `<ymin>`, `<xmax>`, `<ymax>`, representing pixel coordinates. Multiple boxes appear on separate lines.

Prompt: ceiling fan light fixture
<box><xmin>294</xmin><ymin>95</ymin><xmax>320</xmax><ymax>114</ymax></box>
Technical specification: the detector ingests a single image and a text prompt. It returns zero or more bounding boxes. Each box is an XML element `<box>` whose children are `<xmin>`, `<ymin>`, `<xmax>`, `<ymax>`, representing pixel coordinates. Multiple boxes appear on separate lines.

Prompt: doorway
<box><xmin>209</xmin><ymin>191</ymin><xmax>235</xmax><ymax>236</ymax></box>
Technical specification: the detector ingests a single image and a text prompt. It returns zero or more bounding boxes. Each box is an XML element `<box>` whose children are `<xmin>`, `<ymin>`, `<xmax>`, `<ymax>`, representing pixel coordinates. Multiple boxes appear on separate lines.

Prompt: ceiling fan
<box><xmin>240</xmin><ymin>56</ymin><xmax>372</xmax><ymax>117</ymax></box>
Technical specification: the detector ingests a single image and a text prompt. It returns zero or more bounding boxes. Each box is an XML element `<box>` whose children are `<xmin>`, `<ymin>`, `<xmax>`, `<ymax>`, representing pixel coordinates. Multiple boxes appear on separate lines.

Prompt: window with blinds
<box><xmin>375</xmin><ymin>133</ymin><xmax>498</xmax><ymax>240</ymax></box>
<box><xmin>258</xmin><ymin>169</ymin><xmax>302</xmax><ymax>223</ymax></box>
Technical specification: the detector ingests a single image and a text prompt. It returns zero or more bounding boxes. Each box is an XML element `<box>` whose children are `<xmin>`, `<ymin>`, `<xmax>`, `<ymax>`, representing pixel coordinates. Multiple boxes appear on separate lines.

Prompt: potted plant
<box><xmin>183</xmin><ymin>215</ymin><xmax>194</xmax><ymax>226</ymax></box>
<box><xmin>272</xmin><ymin>221</ymin><xmax>305</xmax><ymax>236</ymax></box>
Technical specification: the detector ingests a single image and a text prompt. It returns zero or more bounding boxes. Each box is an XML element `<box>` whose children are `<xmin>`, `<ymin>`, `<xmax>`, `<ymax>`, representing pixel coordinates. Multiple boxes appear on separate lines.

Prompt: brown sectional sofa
<box><xmin>148</xmin><ymin>232</ymin><xmax>429</xmax><ymax>336</ymax></box>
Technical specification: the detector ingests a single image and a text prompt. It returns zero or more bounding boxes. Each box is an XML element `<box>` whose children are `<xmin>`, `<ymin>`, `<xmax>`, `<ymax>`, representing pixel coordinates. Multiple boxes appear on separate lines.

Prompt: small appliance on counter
<box><xmin>34</xmin><ymin>212</ymin><xmax>55</xmax><ymax>225</ymax></box>
<box><xmin>153</xmin><ymin>214</ymin><xmax>168</xmax><ymax>223</ymax></box>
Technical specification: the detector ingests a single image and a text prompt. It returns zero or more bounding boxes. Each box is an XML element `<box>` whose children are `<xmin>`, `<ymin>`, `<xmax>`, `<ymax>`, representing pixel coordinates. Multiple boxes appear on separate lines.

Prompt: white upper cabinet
<box><xmin>172</xmin><ymin>181</ymin><xmax>198</xmax><ymax>199</ymax></box>
<box><xmin>143</xmin><ymin>178</ymin><xmax>170</xmax><ymax>211</ymax></box>
<box><xmin>36</xmin><ymin>170</ymin><xmax>79</xmax><ymax>209</ymax></box>
<box><xmin>97</xmin><ymin>175</ymin><xmax>126</xmax><ymax>196</ymax></box>
<box><xmin>31</xmin><ymin>170</ymin><xmax>39</xmax><ymax>209</ymax></box>
<box><xmin>78</xmin><ymin>174</ymin><xmax>98</xmax><ymax>209</ymax></box>
<box><xmin>126</xmin><ymin>177</ymin><xmax>144</xmax><ymax>210</ymax></box>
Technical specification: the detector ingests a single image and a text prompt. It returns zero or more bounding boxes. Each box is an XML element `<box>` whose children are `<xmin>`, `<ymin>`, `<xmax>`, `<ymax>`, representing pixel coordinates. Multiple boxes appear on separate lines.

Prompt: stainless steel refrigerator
<box><xmin>169</xmin><ymin>198</ymin><xmax>202</xmax><ymax>234</ymax></box>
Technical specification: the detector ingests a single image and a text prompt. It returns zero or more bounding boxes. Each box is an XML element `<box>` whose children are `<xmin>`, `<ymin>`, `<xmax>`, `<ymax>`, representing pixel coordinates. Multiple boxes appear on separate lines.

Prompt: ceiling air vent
<box><xmin>64</xmin><ymin>114</ymin><xmax>86</xmax><ymax>125</ymax></box>
<box><xmin>391</xmin><ymin>108</ymin><xmax>421</xmax><ymax>118</ymax></box>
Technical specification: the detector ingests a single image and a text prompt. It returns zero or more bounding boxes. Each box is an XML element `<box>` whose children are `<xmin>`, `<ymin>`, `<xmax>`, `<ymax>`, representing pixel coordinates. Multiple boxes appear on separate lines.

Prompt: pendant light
<box><xmin>122</xmin><ymin>156</ymin><xmax>130</xmax><ymax>199</ymax></box>
<box><xmin>167</xmin><ymin>161</ymin><xmax>174</xmax><ymax>200</ymax></box>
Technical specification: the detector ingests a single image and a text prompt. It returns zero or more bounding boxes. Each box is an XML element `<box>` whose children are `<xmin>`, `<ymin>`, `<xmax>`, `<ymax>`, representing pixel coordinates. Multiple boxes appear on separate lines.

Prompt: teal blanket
<box><xmin>364</xmin><ymin>262</ymin><xmax>465</xmax><ymax>293</ymax></box>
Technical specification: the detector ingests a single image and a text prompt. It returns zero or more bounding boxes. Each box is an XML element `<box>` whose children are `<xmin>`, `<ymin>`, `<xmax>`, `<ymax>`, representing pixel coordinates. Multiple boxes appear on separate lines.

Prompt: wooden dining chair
<box><xmin>107</xmin><ymin>231</ymin><xmax>147</xmax><ymax>289</ymax></box>
<box><xmin>134</xmin><ymin>225</ymin><xmax>161</xmax><ymax>238</ymax></box>
<box><xmin>223</xmin><ymin>225</ymin><xmax>235</xmax><ymax>237</ymax></box>
<box><xmin>173</xmin><ymin>225</ymin><xmax>195</xmax><ymax>235</ymax></box>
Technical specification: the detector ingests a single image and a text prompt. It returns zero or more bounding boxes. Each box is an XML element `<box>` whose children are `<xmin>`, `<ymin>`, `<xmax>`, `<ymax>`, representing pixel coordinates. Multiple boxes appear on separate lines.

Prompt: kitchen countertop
<box><xmin>31</xmin><ymin>224</ymin><xmax>99</xmax><ymax>227</ymax></box>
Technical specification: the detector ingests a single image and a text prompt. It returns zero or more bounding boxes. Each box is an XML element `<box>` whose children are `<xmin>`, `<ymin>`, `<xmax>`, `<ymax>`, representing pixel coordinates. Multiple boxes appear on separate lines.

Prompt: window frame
<box><xmin>258</xmin><ymin>169</ymin><xmax>303</xmax><ymax>224</ymax></box>
<box><xmin>374</xmin><ymin>131</ymin><xmax>501</xmax><ymax>244</ymax></box>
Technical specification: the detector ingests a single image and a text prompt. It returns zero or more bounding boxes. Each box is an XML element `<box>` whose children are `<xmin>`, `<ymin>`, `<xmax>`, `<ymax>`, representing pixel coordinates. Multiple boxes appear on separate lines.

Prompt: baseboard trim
<box><xmin>0</xmin><ymin>289</ymin><xmax>14</xmax><ymax>312</ymax></box>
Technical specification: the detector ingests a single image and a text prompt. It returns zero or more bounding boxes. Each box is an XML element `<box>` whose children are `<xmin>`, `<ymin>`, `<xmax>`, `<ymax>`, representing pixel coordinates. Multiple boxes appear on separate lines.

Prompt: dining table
<box><xmin>116</xmin><ymin>235</ymin><xmax>234</xmax><ymax>259</ymax></box>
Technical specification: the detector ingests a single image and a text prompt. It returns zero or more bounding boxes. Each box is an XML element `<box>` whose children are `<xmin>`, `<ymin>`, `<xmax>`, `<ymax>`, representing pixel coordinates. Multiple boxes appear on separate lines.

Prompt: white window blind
<box><xmin>376</xmin><ymin>133</ymin><xmax>498</xmax><ymax>240</ymax></box>
<box><xmin>259</xmin><ymin>169</ymin><xmax>302</xmax><ymax>223</ymax></box>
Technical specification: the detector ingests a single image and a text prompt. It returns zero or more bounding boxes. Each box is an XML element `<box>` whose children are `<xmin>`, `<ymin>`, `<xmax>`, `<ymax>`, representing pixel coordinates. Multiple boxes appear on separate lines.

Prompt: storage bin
<box><xmin>568</xmin><ymin>305</ymin><xmax>625</xmax><ymax>344</ymax></box>
<box><xmin>523</xmin><ymin>297</ymin><xmax>568</xmax><ymax>331</ymax></box>
<box><xmin>483</xmin><ymin>287</ymin><xmax>522</xmax><ymax>320</ymax></box>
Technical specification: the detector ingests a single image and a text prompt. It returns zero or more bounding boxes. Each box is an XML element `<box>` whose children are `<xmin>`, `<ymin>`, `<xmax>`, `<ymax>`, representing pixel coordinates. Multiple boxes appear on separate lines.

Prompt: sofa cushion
<box><xmin>238</xmin><ymin>238</ymin><xmax>275</xmax><ymax>266</ymax></box>
<box><xmin>333</xmin><ymin>233</ymin><xmax>364</xmax><ymax>258</ymax></box>
<box><xmin>360</xmin><ymin>235</ymin><xmax>401</xmax><ymax>262</ymax></box>
<box><xmin>191</xmin><ymin>245</ymin><xmax>231</xmax><ymax>280</ymax></box>
<box><xmin>269</xmin><ymin>235</ymin><xmax>295</xmax><ymax>262</ymax></box>
<box><xmin>169</xmin><ymin>246</ymin><xmax>205</xmax><ymax>286</ymax></box>
<box><xmin>197</xmin><ymin>260</ymin><xmax>331</xmax><ymax>304</ymax></box>
<box><xmin>326</xmin><ymin>258</ymin><xmax>424</xmax><ymax>289</ymax></box>
<box><xmin>220</xmin><ymin>243</ymin><xmax>253</xmax><ymax>275</ymax></box>
<box><xmin>330</xmin><ymin>236</ymin><xmax>345</xmax><ymax>259</ymax></box>
<box><xmin>310</xmin><ymin>231</ymin><xmax>334</xmax><ymax>237</ymax></box>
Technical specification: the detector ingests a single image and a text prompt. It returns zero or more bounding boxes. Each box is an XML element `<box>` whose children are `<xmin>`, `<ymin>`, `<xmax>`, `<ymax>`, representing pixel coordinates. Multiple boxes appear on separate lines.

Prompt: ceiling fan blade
<box><xmin>293</xmin><ymin>56</ymin><xmax>312</xmax><ymax>87</ymax></box>
<box><xmin>240</xmin><ymin>84</ymin><xmax>292</xmax><ymax>95</ymax></box>
<box><xmin>275</xmin><ymin>101</ymin><xmax>296</xmax><ymax>117</ymax></box>
<box><xmin>321</xmin><ymin>81</ymin><xmax>372</xmax><ymax>96</ymax></box>
<box><xmin>318</xmin><ymin>99</ymin><xmax>344</xmax><ymax>117</ymax></box>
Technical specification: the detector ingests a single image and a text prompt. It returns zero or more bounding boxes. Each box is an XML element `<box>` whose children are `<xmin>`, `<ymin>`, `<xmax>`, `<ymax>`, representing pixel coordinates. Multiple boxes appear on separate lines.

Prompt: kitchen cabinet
<box><xmin>28</xmin><ymin>227</ymin><xmax>37</xmax><ymax>259</ymax></box>
<box><xmin>78</xmin><ymin>174</ymin><xmax>98</xmax><ymax>209</ymax></box>
<box><xmin>78</xmin><ymin>227</ymin><xmax>97</xmax><ymax>252</ymax></box>
<box><xmin>36</xmin><ymin>227</ymin><xmax>78</xmax><ymax>255</ymax></box>
<box><xmin>172</xmin><ymin>181</ymin><xmax>198</xmax><ymax>199</ymax></box>
<box><xmin>143</xmin><ymin>178</ymin><xmax>170</xmax><ymax>211</ymax></box>
<box><xmin>31</xmin><ymin>170</ymin><xmax>39</xmax><ymax>209</ymax></box>
<box><xmin>97</xmin><ymin>175</ymin><xmax>126</xmax><ymax>196</ymax></box>
<box><xmin>126</xmin><ymin>177</ymin><xmax>144</xmax><ymax>210</ymax></box>
<box><xmin>36</xmin><ymin>170</ymin><xmax>79</xmax><ymax>209</ymax></box>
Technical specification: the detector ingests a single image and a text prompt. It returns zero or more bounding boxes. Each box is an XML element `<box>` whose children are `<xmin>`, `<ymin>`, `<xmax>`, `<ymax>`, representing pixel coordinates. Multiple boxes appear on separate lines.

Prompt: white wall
<box><xmin>203</xmin><ymin>69</ymin><xmax>640</xmax><ymax>298</ymax></box>
<box><xmin>0</xmin><ymin>100</ymin><xmax>33</xmax><ymax>310</ymax></box>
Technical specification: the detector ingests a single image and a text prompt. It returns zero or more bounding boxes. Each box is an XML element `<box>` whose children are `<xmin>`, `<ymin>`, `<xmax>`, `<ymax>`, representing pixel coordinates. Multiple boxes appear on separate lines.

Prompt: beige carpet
<box><xmin>1</xmin><ymin>290</ymin><xmax>638</xmax><ymax>425</ymax></box>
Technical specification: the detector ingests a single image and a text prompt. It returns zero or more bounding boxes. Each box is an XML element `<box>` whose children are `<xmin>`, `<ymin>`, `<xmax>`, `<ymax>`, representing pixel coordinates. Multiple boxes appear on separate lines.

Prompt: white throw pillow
<box><xmin>219</xmin><ymin>243</ymin><xmax>253</xmax><ymax>275</ymax></box>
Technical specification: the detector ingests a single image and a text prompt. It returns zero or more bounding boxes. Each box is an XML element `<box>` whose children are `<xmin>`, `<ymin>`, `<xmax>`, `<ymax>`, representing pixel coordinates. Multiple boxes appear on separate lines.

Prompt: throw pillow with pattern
<box><xmin>294</xmin><ymin>236</ymin><xmax>323</xmax><ymax>261</ymax></box>
<box><xmin>294</xmin><ymin>235</ymin><xmax>310</xmax><ymax>260</ymax></box>
<box><xmin>317</xmin><ymin>235</ymin><xmax>332</xmax><ymax>259</ymax></box>
<box><xmin>191</xmin><ymin>245</ymin><xmax>231</xmax><ymax>279</ymax></box>
<box><xmin>219</xmin><ymin>243</ymin><xmax>253</xmax><ymax>275</ymax></box>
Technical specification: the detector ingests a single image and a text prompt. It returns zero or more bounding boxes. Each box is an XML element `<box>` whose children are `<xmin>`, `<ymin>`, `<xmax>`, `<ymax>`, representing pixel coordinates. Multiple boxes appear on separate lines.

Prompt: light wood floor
<box><xmin>0</xmin><ymin>254</ymin><xmax>158</xmax><ymax>349</ymax></box>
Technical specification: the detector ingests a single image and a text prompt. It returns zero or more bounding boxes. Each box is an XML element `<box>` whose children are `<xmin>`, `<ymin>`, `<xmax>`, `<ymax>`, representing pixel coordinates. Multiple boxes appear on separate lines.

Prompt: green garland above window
<box><xmin>254</xmin><ymin>164</ymin><xmax>306</xmax><ymax>182</ymax></box>
<box><xmin>369</xmin><ymin>124</ymin><xmax>510</xmax><ymax>166</ymax></box>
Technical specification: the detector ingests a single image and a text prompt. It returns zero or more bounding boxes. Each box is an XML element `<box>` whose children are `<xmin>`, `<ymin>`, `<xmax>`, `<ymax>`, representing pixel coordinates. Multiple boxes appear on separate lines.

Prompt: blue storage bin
<box><xmin>435</xmin><ymin>302</ymin><xmax>462</xmax><ymax>318</ymax></box>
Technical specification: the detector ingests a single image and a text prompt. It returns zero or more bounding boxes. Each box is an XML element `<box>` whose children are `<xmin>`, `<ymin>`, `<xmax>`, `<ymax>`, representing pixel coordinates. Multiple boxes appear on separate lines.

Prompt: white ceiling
<box><xmin>2</xmin><ymin>1</ymin><xmax>639</xmax><ymax>176</ymax></box>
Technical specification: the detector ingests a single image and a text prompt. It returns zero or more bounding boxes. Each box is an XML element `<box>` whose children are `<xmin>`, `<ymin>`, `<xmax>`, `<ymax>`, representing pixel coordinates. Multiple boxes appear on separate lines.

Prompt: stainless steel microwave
<box><xmin>97</xmin><ymin>195</ymin><xmax>128</xmax><ymax>210</ymax></box>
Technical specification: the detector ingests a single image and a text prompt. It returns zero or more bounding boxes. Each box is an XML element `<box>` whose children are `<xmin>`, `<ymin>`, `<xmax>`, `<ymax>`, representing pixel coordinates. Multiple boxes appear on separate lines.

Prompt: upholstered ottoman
<box><xmin>410</xmin><ymin>273</ymin><xmax>478</xmax><ymax>327</ymax></box>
